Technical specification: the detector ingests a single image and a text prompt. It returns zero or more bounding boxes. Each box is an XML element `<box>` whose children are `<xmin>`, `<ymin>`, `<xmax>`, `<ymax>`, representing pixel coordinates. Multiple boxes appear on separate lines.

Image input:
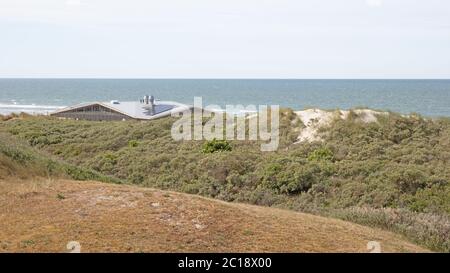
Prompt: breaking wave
<box><xmin>0</xmin><ymin>103</ymin><xmax>66</xmax><ymax>115</ymax></box>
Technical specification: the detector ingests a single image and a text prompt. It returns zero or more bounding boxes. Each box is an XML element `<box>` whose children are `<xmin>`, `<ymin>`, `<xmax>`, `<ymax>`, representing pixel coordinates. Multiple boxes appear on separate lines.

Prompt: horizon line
<box><xmin>1</xmin><ymin>77</ymin><xmax>450</xmax><ymax>80</ymax></box>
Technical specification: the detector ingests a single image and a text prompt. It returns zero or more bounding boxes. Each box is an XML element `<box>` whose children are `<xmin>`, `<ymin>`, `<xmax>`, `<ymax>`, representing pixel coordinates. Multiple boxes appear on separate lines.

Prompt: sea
<box><xmin>0</xmin><ymin>79</ymin><xmax>449</xmax><ymax>117</ymax></box>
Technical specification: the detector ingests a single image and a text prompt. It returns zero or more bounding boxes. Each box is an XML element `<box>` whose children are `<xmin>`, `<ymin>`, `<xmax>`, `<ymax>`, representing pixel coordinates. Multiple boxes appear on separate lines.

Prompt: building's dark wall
<box><xmin>52</xmin><ymin>104</ymin><xmax>133</xmax><ymax>121</ymax></box>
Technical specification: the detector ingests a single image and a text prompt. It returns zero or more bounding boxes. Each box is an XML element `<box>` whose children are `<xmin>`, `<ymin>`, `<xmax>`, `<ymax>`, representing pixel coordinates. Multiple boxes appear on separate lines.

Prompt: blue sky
<box><xmin>0</xmin><ymin>0</ymin><xmax>449</xmax><ymax>78</ymax></box>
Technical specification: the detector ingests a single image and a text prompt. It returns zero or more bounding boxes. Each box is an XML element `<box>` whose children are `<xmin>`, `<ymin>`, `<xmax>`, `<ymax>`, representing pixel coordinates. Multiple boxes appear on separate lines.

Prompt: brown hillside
<box><xmin>0</xmin><ymin>177</ymin><xmax>428</xmax><ymax>253</ymax></box>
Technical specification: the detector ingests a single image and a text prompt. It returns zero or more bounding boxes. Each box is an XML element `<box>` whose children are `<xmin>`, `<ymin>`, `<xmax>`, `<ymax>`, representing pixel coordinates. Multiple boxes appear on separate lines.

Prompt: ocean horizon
<box><xmin>1</xmin><ymin>79</ymin><xmax>449</xmax><ymax>117</ymax></box>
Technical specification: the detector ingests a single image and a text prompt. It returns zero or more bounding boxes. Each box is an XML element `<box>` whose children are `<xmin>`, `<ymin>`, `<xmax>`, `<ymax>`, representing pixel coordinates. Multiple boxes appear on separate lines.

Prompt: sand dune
<box><xmin>295</xmin><ymin>109</ymin><xmax>387</xmax><ymax>143</ymax></box>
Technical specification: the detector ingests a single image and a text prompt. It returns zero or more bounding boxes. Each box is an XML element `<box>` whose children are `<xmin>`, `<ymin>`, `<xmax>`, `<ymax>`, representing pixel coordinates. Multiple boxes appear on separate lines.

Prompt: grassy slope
<box><xmin>0</xmin><ymin>178</ymin><xmax>427</xmax><ymax>253</ymax></box>
<box><xmin>0</xmin><ymin>131</ymin><xmax>120</xmax><ymax>183</ymax></box>
<box><xmin>0</xmin><ymin>113</ymin><xmax>449</xmax><ymax>251</ymax></box>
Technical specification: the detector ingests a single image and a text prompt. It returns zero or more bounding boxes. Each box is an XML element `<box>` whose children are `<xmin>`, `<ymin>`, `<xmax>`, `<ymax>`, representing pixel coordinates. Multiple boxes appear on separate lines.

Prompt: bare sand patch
<box><xmin>295</xmin><ymin>109</ymin><xmax>388</xmax><ymax>143</ymax></box>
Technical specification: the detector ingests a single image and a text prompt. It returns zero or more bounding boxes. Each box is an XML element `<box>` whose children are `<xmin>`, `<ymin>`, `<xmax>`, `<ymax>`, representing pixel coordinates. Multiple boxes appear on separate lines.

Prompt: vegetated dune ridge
<box><xmin>295</xmin><ymin>108</ymin><xmax>388</xmax><ymax>143</ymax></box>
<box><xmin>0</xmin><ymin>177</ymin><xmax>428</xmax><ymax>253</ymax></box>
<box><xmin>2</xmin><ymin>110</ymin><xmax>447</xmax><ymax>252</ymax></box>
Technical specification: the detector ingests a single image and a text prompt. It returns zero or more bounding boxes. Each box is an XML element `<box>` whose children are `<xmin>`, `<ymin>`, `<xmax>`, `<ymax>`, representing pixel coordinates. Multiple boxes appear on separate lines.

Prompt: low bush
<box><xmin>308</xmin><ymin>147</ymin><xmax>334</xmax><ymax>162</ymax></box>
<box><xmin>202</xmin><ymin>139</ymin><xmax>232</xmax><ymax>153</ymax></box>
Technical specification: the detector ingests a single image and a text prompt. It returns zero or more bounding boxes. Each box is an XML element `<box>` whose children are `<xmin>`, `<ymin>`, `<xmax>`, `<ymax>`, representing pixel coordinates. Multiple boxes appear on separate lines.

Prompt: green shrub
<box><xmin>202</xmin><ymin>139</ymin><xmax>232</xmax><ymax>153</ymax></box>
<box><xmin>0</xmin><ymin>145</ymin><xmax>33</xmax><ymax>164</ymax></box>
<box><xmin>0</xmin><ymin>132</ymin><xmax>120</xmax><ymax>184</ymax></box>
<box><xmin>308</xmin><ymin>147</ymin><xmax>334</xmax><ymax>161</ymax></box>
<box><xmin>129</xmin><ymin>173</ymin><xmax>144</xmax><ymax>184</ymax></box>
<box><xmin>128</xmin><ymin>140</ymin><xmax>139</xmax><ymax>148</ymax></box>
<box><xmin>387</xmin><ymin>168</ymin><xmax>427</xmax><ymax>194</ymax></box>
<box><xmin>262</xmin><ymin>162</ymin><xmax>319</xmax><ymax>194</ymax></box>
<box><xmin>404</xmin><ymin>185</ymin><xmax>450</xmax><ymax>214</ymax></box>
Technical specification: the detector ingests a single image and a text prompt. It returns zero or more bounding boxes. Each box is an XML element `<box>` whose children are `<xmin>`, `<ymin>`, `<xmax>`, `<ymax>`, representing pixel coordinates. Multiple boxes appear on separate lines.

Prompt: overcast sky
<box><xmin>0</xmin><ymin>0</ymin><xmax>449</xmax><ymax>78</ymax></box>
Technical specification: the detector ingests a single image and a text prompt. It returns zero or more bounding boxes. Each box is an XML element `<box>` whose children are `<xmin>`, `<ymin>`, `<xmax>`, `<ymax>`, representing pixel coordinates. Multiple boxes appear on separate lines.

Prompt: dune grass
<box><xmin>0</xmin><ymin>178</ymin><xmax>428</xmax><ymax>252</ymax></box>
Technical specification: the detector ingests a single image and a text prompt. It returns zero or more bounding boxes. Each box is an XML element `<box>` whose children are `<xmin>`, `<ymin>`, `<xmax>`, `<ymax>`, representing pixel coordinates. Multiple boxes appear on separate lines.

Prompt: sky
<box><xmin>0</xmin><ymin>0</ymin><xmax>449</xmax><ymax>78</ymax></box>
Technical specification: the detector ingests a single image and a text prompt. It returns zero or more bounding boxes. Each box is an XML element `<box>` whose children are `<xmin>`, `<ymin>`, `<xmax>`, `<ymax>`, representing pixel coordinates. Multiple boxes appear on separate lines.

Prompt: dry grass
<box><xmin>0</xmin><ymin>178</ymin><xmax>428</xmax><ymax>253</ymax></box>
